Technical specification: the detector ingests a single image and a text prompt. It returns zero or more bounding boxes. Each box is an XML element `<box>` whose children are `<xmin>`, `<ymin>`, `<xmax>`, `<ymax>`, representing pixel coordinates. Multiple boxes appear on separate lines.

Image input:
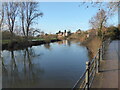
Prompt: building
<box><xmin>76</xmin><ymin>29</ymin><xmax>81</xmax><ymax>34</ymax></box>
<box><xmin>57</xmin><ymin>30</ymin><xmax>70</xmax><ymax>38</ymax></box>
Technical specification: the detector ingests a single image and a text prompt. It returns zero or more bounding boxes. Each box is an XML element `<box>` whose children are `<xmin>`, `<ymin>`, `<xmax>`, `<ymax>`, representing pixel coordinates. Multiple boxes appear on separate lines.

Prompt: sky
<box><xmin>33</xmin><ymin>2</ymin><xmax>118</xmax><ymax>34</ymax></box>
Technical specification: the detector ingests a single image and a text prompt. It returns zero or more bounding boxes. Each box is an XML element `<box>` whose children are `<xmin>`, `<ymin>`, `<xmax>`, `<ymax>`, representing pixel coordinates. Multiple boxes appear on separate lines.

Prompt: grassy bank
<box><xmin>67</xmin><ymin>32</ymin><xmax>102</xmax><ymax>59</ymax></box>
<box><xmin>1</xmin><ymin>31</ymin><xmax>60</xmax><ymax>50</ymax></box>
<box><xmin>2</xmin><ymin>38</ymin><xmax>60</xmax><ymax>50</ymax></box>
<box><xmin>81</xmin><ymin>36</ymin><xmax>102</xmax><ymax>59</ymax></box>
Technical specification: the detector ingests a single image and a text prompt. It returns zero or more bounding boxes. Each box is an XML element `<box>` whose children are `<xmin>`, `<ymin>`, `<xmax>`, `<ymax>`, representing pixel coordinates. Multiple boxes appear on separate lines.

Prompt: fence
<box><xmin>72</xmin><ymin>38</ymin><xmax>111</xmax><ymax>90</ymax></box>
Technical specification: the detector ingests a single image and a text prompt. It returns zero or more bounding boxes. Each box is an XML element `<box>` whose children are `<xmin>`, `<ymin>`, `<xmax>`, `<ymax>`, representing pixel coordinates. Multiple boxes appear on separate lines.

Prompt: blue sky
<box><xmin>34</xmin><ymin>2</ymin><xmax>118</xmax><ymax>34</ymax></box>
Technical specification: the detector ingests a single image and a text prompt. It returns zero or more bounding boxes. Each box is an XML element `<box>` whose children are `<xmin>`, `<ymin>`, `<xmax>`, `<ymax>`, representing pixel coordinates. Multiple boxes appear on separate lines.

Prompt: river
<box><xmin>2</xmin><ymin>40</ymin><xmax>89</xmax><ymax>88</ymax></box>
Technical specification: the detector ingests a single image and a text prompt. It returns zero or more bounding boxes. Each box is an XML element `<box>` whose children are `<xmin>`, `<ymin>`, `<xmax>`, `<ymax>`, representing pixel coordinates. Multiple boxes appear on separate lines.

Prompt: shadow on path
<box><xmin>100</xmin><ymin>69</ymin><xmax>120</xmax><ymax>73</ymax></box>
<box><xmin>91</xmin><ymin>40</ymin><xmax>119</xmax><ymax>88</ymax></box>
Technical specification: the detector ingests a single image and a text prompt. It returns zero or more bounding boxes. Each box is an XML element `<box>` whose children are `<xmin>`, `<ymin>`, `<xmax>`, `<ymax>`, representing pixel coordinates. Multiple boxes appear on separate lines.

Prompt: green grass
<box><xmin>31</xmin><ymin>38</ymin><xmax>45</xmax><ymax>41</ymax></box>
<box><xmin>2</xmin><ymin>40</ymin><xmax>11</xmax><ymax>44</ymax></box>
<box><xmin>31</xmin><ymin>37</ymin><xmax>58</xmax><ymax>41</ymax></box>
<box><xmin>51</xmin><ymin>38</ymin><xmax>58</xmax><ymax>40</ymax></box>
<box><xmin>1</xmin><ymin>37</ymin><xmax>58</xmax><ymax>45</ymax></box>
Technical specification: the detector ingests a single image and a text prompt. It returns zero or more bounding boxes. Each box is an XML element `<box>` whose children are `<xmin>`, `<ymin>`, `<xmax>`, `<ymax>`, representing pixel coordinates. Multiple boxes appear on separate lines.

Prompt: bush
<box><xmin>2</xmin><ymin>31</ymin><xmax>15</xmax><ymax>40</ymax></box>
<box><xmin>105</xmin><ymin>26</ymin><xmax>119</xmax><ymax>40</ymax></box>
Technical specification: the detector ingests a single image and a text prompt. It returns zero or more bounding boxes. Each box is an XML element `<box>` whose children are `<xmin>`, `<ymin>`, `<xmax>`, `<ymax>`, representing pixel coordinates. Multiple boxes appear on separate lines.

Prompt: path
<box><xmin>91</xmin><ymin>40</ymin><xmax>120</xmax><ymax>89</ymax></box>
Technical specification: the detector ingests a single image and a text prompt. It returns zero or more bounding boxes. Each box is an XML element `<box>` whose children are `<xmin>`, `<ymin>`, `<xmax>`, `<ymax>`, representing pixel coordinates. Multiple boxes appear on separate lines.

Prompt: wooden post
<box><xmin>100</xmin><ymin>47</ymin><xmax>102</xmax><ymax>61</ymax></box>
<box><xmin>94</xmin><ymin>57</ymin><xmax>96</xmax><ymax>70</ymax></box>
<box><xmin>86</xmin><ymin>61</ymin><xmax>90</xmax><ymax>90</ymax></box>
<box><xmin>103</xmin><ymin>41</ymin><xmax>105</xmax><ymax>54</ymax></box>
<box><xmin>96</xmin><ymin>55</ymin><xmax>99</xmax><ymax>73</ymax></box>
<box><xmin>98</xmin><ymin>48</ymin><xmax>101</xmax><ymax>72</ymax></box>
<box><xmin>102</xmin><ymin>42</ymin><xmax>104</xmax><ymax>60</ymax></box>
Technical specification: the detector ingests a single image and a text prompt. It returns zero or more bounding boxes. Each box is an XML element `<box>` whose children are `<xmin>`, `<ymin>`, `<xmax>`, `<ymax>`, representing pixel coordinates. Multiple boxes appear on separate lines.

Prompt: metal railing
<box><xmin>72</xmin><ymin>38</ymin><xmax>111</xmax><ymax>90</ymax></box>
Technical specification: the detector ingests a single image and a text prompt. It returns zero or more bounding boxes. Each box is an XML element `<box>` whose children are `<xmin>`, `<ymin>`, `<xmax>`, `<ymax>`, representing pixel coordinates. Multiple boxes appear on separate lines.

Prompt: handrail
<box><xmin>72</xmin><ymin>70</ymin><xmax>87</xmax><ymax>89</ymax></box>
<box><xmin>72</xmin><ymin>38</ymin><xmax>111</xmax><ymax>89</ymax></box>
<box><xmin>89</xmin><ymin>51</ymin><xmax>99</xmax><ymax>67</ymax></box>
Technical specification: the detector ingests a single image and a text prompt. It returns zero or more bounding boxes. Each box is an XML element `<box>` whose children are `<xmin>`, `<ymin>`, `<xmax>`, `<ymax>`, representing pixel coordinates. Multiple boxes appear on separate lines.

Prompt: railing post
<box><xmin>86</xmin><ymin>61</ymin><xmax>90</xmax><ymax>90</ymax></box>
<box><xmin>94</xmin><ymin>57</ymin><xmax>96</xmax><ymax>69</ymax></box>
<box><xmin>100</xmin><ymin>47</ymin><xmax>102</xmax><ymax>61</ymax></box>
<box><xmin>102</xmin><ymin>41</ymin><xmax>104</xmax><ymax>60</ymax></box>
<box><xmin>96</xmin><ymin>55</ymin><xmax>99</xmax><ymax>73</ymax></box>
<box><xmin>102</xmin><ymin>42</ymin><xmax>104</xmax><ymax>60</ymax></box>
<box><xmin>97</xmin><ymin>48</ymin><xmax>101</xmax><ymax>72</ymax></box>
<box><xmin>108</xmin><ymin>38</ymin><xmax>111</xmax><ymax>45</ymax></box>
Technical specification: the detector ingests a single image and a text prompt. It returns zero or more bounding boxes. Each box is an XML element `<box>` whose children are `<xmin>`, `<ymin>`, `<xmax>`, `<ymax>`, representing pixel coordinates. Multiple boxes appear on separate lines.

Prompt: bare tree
<box><xmin>26</xmin><ymin>2</ymin><xmax>43</xmax><ymax>37</ymax></box>
<box><xmin>89</xmin><ymin>9</ymin><xmax>107</xmax><ymax>29</ymax></box>
<box><xmin>0</xmin><ymin>3</ymin><xmax>5</xmax><ymax>31</ymax></box>
<box><xmin>19</xmin><ymin>2</ymin><xmax>26</xmax><ymax>36</ymax></box>
<box><xmin>106</xmin><ymin>2</ymin><xmax>119</xmax><ymax>12</ymax></box>
<box><xmin>89</xmin><ymin>9</ymin><xmax>108</xmax><ymax>38</ymax></box>
<box><xmin>4</xmin><ymin>2</ymin><xmax>19</xmax><ymax>35</ymax></box>
<box><xmin>32</xmin><ymin>29</ymin><xmax>41</xmax><ymax>36</ymax></box>
<box><xmin>19</xmin><ymin>2</ymin><xmax>43</xmax><ymax>37</ymax></box>
<box><xmin>81</xmin><ymin>2</ymin><xmax>119</xmax><ymax>12</ymax></box>
<box><xmin>82</xmin><ymin>2</ymin><xmax>119</xmax><ymax>27</ymax></box>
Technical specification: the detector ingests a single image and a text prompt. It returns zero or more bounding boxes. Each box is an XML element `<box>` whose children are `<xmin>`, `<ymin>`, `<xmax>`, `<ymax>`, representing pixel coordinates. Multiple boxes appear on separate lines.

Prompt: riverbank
<box><xmin>67</xmin><ymin>34</ymin><xmax>102</xmax><ymax>59</ymax></box>
<box><xmin>1</xmin><ymin>38</ymin><xmax>61</xmax><ymax>50</ymax></box>
<box><xmin>1</xmin><ymin>31</ymin><xmax>61</xmax><ymax>50</ymax></box>
<box><xmin>80</xmin><ymin>36</ymin><xmax>102</xmax><ymax>59</ymax></box>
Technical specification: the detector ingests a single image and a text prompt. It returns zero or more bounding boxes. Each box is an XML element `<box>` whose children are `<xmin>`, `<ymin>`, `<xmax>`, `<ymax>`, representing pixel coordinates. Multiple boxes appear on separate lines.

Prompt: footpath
<box><xmin>91</xmin><ymin>40</ymin><xmax>120</xmax><ymax>89</ymax></box>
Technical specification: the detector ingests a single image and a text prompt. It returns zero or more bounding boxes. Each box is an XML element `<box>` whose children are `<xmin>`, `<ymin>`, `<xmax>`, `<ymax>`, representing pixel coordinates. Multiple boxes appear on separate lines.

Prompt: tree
<box><xmin>19</xmin><ymin>2</ymin><xmax>43</xmax><ymax>37</ymax></box>
<box><xmin>19</xmin><ymin>2</ymin><xmax>26</xmax><ymax>36</ymax></box>
<box><xmin>64</xmin><ymin>30</ymin><xmax>66</xmax><ymax>33</ymax></box>
<box><xmin>32</xmin><ymin>29</ymin><xmax>41</xmax><ymax>36</ymax></box>
<box><xmin>106</xmin><ymin>26</ymin><xmax>119</xmax><ymax>39</ymax></box>
<box><xmin>4</xmin><ymin>2</ymin><xmax>19</xmax><ymax>35</ymax></box>
<box><xmin>89</xmin><ymin>9</ymin><xmax>108</xmax><ymax>37</ymax></box>
<box><xmin>0</xmin><ymin>3</ymin><xmax>5</xmax><ymax>31</ymax></box>
<box><xmin>58</xmin><ymin>30</ymin><xmax>61</xmax><ymax>33</ymax></box>
<box><xmin>81</xmin><ymin>2</ymin><xmax>119</xmax><ymax>13</ymax></box>
<box><xmin>67</xmin><ymin>30</ymin><xmax>71</xmax><ymax>35</ymax></box>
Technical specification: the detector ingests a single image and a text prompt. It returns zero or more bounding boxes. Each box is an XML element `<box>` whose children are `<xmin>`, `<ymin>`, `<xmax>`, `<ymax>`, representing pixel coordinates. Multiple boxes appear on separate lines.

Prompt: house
<box><xmin>57</xmin><ymin>30</ymin><xmax>70</xmax><ymax>38</ymax></box>
<box><xmin>76</xmin><ymin>29</ymin><xmax>81</xmax><ymax>34</ymax></box>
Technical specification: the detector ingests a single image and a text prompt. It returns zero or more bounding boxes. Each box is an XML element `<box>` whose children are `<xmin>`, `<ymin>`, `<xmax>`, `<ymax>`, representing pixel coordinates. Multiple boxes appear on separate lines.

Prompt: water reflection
<box><xmin>2</xmin><ymin>56</ymin><xmax>6</xmax><ymax>72</ymax></box>
<box><xmin>44</xmin><ymin>43</ymin><xmax>51</xmax><ymax>50</ymax></box>
<box><xmin>67</xmin><ymin>40</ymin><xmax>71</xmax><ymax>46</ymax></box>
<box><xmin>2</xmin><ymin>56</ymin><xmax>4</xmax><ymax>67</ymax></box>
<box><xmin>57</xmin><ymin>40</ymin><xmax>71</xmax><ymax>46</ymax></box>
<box><xmin>11</xmin><ymin>51</ymin><xmax>17</xmax><ymax>70</ymax></box>
<box><xmin>2</xmin><ymin>48</ymin><xmax>44</xmax><ymax>88</ymax></box>
<box><xmin>2</xmin><ymin>40</ymin><xmax>89</xmax><ymax>88</ymax></box>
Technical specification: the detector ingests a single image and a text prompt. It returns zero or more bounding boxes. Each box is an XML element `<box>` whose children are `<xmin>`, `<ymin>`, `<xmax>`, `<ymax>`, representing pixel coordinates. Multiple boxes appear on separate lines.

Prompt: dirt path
<box><xmin>91</xmin><ymin>40</ymin><xmax>120</xmax><ymax>89</ymax></box>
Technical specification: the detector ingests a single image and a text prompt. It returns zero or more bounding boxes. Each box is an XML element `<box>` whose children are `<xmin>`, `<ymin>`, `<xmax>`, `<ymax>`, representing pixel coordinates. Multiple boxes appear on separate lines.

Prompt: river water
<box><xmin>2</xmin><ymin>40</ymin><xmax>89</xmax><ymax>88</ymax></box>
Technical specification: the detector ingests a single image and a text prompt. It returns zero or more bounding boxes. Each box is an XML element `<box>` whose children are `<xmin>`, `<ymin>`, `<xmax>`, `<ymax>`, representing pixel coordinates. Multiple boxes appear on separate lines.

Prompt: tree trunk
<box><xmin>22</xmin><ymin>20</ymin><xmax>25</xmax><ymax>36</ymax></box>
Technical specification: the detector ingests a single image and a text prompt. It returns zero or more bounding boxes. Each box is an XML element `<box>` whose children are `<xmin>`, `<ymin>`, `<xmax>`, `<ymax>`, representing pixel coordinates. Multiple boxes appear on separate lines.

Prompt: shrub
<box><xmin>105</xmin><ymin>26</ymin><xmax>119</xmax><ymax>40</ymax></box>
<box><xmin>2</xmin><ymin>31</ymin><xmax>15</xmax><ymax>40</ymax></box>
